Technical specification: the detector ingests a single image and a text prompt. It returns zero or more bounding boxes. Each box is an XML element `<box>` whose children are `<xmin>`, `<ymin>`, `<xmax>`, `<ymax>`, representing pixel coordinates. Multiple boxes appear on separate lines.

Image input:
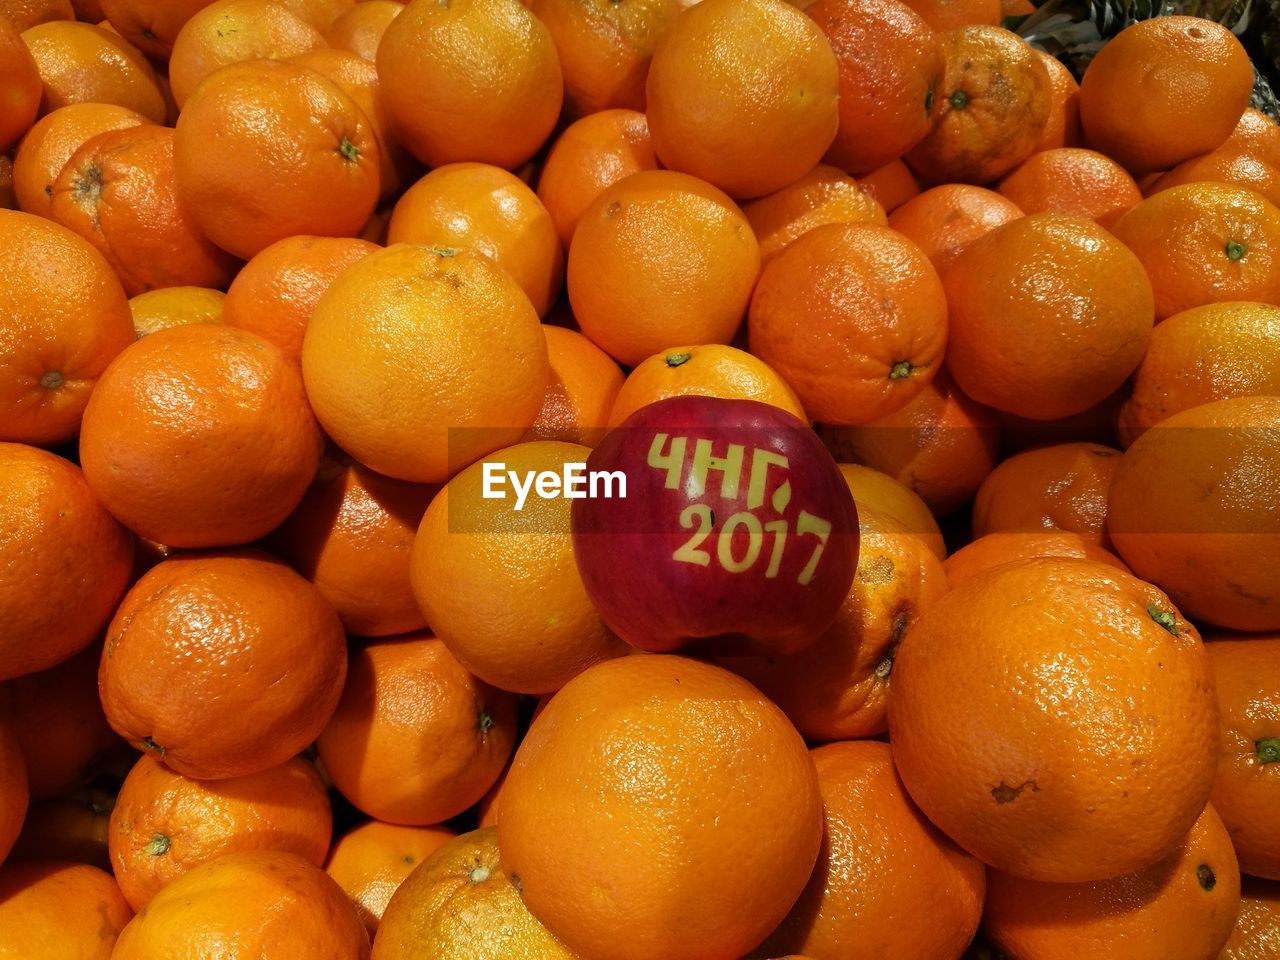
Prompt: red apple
<box><xmin>571</xmin><ymin>396</ymin><xmax>859</xmax><ymax>655</ymax></box>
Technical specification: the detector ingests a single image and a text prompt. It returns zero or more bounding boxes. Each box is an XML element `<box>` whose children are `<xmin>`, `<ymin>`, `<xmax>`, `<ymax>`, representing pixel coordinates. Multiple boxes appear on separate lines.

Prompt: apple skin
<box><xmin>571</xmin><ymin>396</ymin><xmax>859</xmax><ymax>655</ymax></box>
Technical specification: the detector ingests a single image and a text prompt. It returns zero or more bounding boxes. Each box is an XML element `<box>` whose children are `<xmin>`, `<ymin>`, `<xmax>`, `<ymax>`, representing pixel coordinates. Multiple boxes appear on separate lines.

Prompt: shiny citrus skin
<box><xmin>174</xmin><ymin>59</ymin><xmax>381</xmax><ymax>260</ymax></box>
<box><xmin>109</xmin><ymin>754</ymin><xmax>332</xmax><ymax>910</ymax></box>
<box><xmin>0</xmin><ymin>444</ymin><xmax>132</xmax><ymax>682</ymax></box>
<box><xmin>757</xmin><ymin>741</ymin><xmax>985</xmax><ymax>959</ymax></box>
<box><xmin>1079</xmin><ymin>16</ymin><xmax>1252</xmax><ymax>173</ymax></box>
<box><xmin>327</xmin><ymin>0</ymin><xmax>403</xmax><ymax>61</ymax></box>
<box><xmin>725</xmin><ymin>503</ymin><xmax>947</xmax><ymax>741</ymax></box>
<box><xmin>836</xmin><ymin>462</ymin><xmax>946</xmax><ymax>559</ymax></box>
<box><xmin>645</xmin><ymin>0</ymin><xmax>839</xmax><ymax>199</ymax></box>
<box><xmin>498</xmin><ymin>655</ymin><xmax>823</xmax><ymax>960</ymax></box>
<box><xmin>0</xmin><ymin>717</ymin><xmax>28</xmax><ymax>864</ymax></box>
<box><xmin>302</xmin><ymin>244</ymin><xmax>549</xmax><ymax>483</ymax></box>
<box><xmin>316</xmin><ymin>634</ymin><xmax>518</xmax><ymax>825</ymax></box>
<box><xmin>856</xmin><ymin>157</ymin><xmax>920</xmax><ymax>212</ymax></box>
<box><xmin>110</xmin><ymin>851</ymin><xmax>371</xmax><ymax>960</ymax></box>
<box><xmin>1206</xmin><ymin>635</ymin><xmax>1280</xmax><ymax>880</ymax></box>
<box><xmin>1221</xmin><ymin>879</ymin><xmax>1280</xmax><ymax>960</ymax></box>
<box><xmin>373</xmin><ymin>827</ymin><xmax>576</xmax><ymax>960</ymax></box>
<box><xmin>325</xmin><ymin>821</ymin><xmax>455</xmax><ymax>934</ymax></box>
<box><xmin>567</xmin><ymin>170</ymin><xmax>761</xmax><ymax>366</ymax></box>
<box><xmin>943</xmin><ymin>530</ymin><xmax>1128</xmax><ymax>588</ymax></box>
<box><xmin>388</xmin><ymin>163</ymin><xmax>563</xmax><ymax>316</ymax></box>
<box><xmin>1118</xmin><ymin>302</ymin><xmax>1280</xmax><ymax>446</ymax></box>
<box><xmin>80</xmin><ymin>324</ymin><xmax>322</xmax><ymax>547</ymax></box>
<box><xmin>0</xmin><ymin>861</ymin><xmax>132</xmax><ymax>959</ymax></box>
<box><xmin>1033</xmin><ymin>51</ymin><xmax>1081</xmax><ymax>152</ymax></box>
<box><xmin>129</xmin><ymin>286</ymin><xmax>224</xmax><ymax>338</ymax></box>
<box><xmin>1154</xmin><ymin>149</ymin><xmax>1280</xmax><ymax>208</ymax></box>
<box><xmin>985</xmin><ymin>804</ymin><xmax>1241</xmax><ymax>960</ymax></box>
<box><xmin>50</xmin><ymin>125</ymin><xmax>237</xmax><ymax>297</ymax></box>
<box><xmin>412</xmin><ymin>442</ymin><xmax>626</xmax><ymax>694</ymax></box>
<box><xmin>99</xmin><ymin>0</ymin><xmax>219</xmax><ymax>59</ymax></box>
<box><xmin>890</xmin><ymin>558</ymin><xmax>1218</xmax><ymax>883</ymax></box>
<box><xmin>21</xmin><ymin>20</ymin><xmax>167</xmax><ymax>121</ymax></box>
<box><xmin>940</xmin><ymin>212</ymin><xmax>1154</xmax><ymax>420</ymax></box>
<box><xmin>971</xmin><ymin>441</ymin><xmax>1121</xmax><ymax>540</ymax></box>
<box><xmin>99</xmin><ymin>550</ymin><xmax>347</xmax><ymax>780</ymax></box>
<box><xmin>887</xmin><ymin>183</ymin><xmax>1023</xmax><ymax>270</ymax></box>
<box><xmin>1108</xmin><ymin>396</ymin><xmax>1280</xmax><ymax>632</ymax></box>
<box><xmin>997</xmin><ymin>147</ymin><xmax>1141</xmax><ymax>229</ymax></box>
<box><xmin>377</xmin><ymin>0</ymin><xmax>563</xmax><ymax>169</ymax></box>
<box><xmin>749</xmin><ymin>221</ymin><xmax>947</xmax><ymax>425</ymax></box>
<box><xmin>743</xmin><ymin>163</ymin><xmax>887</xmax><ymax>262</ymax></box>
<box><xmin>0</xmin><ymin>17</ymin><xmax>40</xmax><ymax>152</ymax></box>
<box><xmin>820</xmin><ymin>371</ymin><xmax>1000</xmax><ymax>516</ymax></box>
<box><xmin>525</xmin><ymin>325</ymin><xmax>624</xmax><ymax>447</ymax></box>
<box><xmin>904</xmin><ymin>25</ymin><xmax>1051</xmax><ymax>184</ymax></box>
<box><xmin>0</xmin><ymin>0</ymin><xmax>73</xmax><ymax>32</ymax></box>
<box><xmin>536</xmin><ymin>108</ymin><xmax>659</xmax><ymax>246</ymax></box>
<box><xmin>1111</xmin><ymin>183</ymin><xmax>1280</xmax><ymax>321</ymax></box>
<box><xmin>0</xmin><ymin>209</ymin><xmax>133</xmax><ymax>445</ymax></box>
<box><xmin>898</xmin><ymin>0</ymin><xmax>999</xmax><ymax>29</ymax></box>
<box><xmin>610</xmin><ymin>344</ymin><xmax>806</xmax><ymax>427</ymax></box>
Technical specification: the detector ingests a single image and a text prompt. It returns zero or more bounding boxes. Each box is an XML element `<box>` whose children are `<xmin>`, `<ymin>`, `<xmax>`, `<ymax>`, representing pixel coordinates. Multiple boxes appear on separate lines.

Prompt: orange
<box><xmin>645</xmin><ymin>0</ymin><xmax>838</xmax><ymax>198</ymax></box>
<box><xmin>890</xmin><ymin>557</ymin><xmax>1218</xmax><ymax>882</ymax></box>
<box><xmin>411</xmin><ymin>441</ymin><xmax>626</xmax><ymax>694</ymax></box>
<box><xmin>1222</xmin><ymin>109</ymin><xmax>1280</xmax><ymax>169</ymax></box>
<box><xmin>0</xmin><ymin>444</ymin><xmax>131</xmax><ymax>681</ymax></box>
<box><xmin>1111</xmin><ymin>183</ymin><xmax>1280</xmax><ymax>321</ymax></box>
<box><xmin>1108</xmin><ymin>396</ymin><xmax>1280</xmax><ymax>632</ymax></box>
<box><xmin>1079</xmin><ymin>16</ymin><xmax>1252</xmax><ymax>173</ymax></box>
<box><xmin>168</xmin><ymin>0</ymin><xmax>326</xmax><ymax>107</ymax></box>
<box><xmin>275</xmin><ymin>0</ymin><xmax>356</xmax><ymax>28</ymax></box>
<box><xmin>0</xmin><ymin>210</ymin><xmax>133</xmax><ymax>445</ymax></box>
<box><xmin>372</xmin><ymin>827</ymin><xmax>577</xmax><ymax>960</ymax></box>
<box><xmin>997</xmin><ymin>147</ymin><xmax>1142</xmax><ymax>228</ymax></box>
<box><xmin>109</xmin><ymin>754</ymin><xmax>332</xmax><ymax>910</ymax></box>
<box><xmin>0</xmin><ymin>16</ymin><xmax>41</xmax><ymax>152</ymax></box>
<box><xmin>326</xmin><ymin>0</ymin><xmax>402</xmax><ymax>61</ymax></box>
<box><xmin>0</xmin><ymin>0</ymin><xmax>72</xmax><ymax>30</ymax></box>
<box><xmin>388</xmin><ymin>163</ymin><xmax>563</xmax><ymax>316</ymax></box>
<box><xmin>1222</xmin><ymin>879</ymin><xmax>1280</xmax><ymax>959</ymax></box>
<box><xmin>905</xmin><ymin>26</ymin><xmax>1051</xmax><ymax>184</ymax></box>
<box><xmin>98</xmin><ymin>549</ymin><xmax>348</xmax><ymax>780</ymax></box>
<box><xmin>271</xmin><ymin>456</ymin><xmax>434</xmax><ymax>637</ymax></box>
<box><xmin>943</xmin><ymin>530</ymin><xmax>1128</xmax><ymax>588</ymax></box>
<box><xmin>536</xmin><ymin>108</ymin><xmax>658</xmax><ymax>246</ymax></box>
<box><xmin>474</xmin><ymin>762</ymin><xmax>507</xmax><ymax>828</ymax></box>
<box><xmin>819</xmin><ymin>370</ymin><xmax>1000</xmax><ymax>516</ymax></box>
<box><xmin>525</xmin><ymin>325</ymin><xmax>623</xmax><ymax>447</ymax></box>
<box><xmin>110</xmin><ymin>851</ymin><xmax>370</xmax><ymax>960</ymax></box>
<box><xmin>1153</xmin><ymin>147</ymin><xmax>1280</xmax><ymax>208</ymax></box>
<box><xmin>531</xmin><ymin>0</ymin><xmax>682</xmax><ymax>117</ymax></box>
<box><xmin>887</xmin><ymin>183</ymin><xmax>1023</xmax><ymax>270</ymax></box>
<box><xmin>997</xmin><ymin>387</ymin><xmax>1124</xmax><ymax>451</ymax></box>
<box><xmin>0</xmin><ymin>155</ymin><xmax>12</xmax><ymax>210</ymax></box>
<box><xmin>1118</xmin><ymin>302</ymin><xmax>1280</xmax><ymax>446</ymax></box>
<box><xmin>758</xmin><ymin>741</ymin><xmax>985</xmax><ymax>959</ymax></box>
<box><xmin>567</xmin><ymin>170</ymin><xmax>760</xmax><ymax>366</ymax></box>
<box><xmin>0</xmin><ymin>861</ymin><xmax>131</xmax><ymax>959</ymax></box>
<box><xmin>0</xmin><ymin>715</ymin><xmax>27</xmax><ymax>864</ymax></box>
<box><xmin>21</xmin><ymin>20</ymin><xmax>166</xmax><ymax>121</ymax></box>
<box><xmin>325</xmin><ymin>821</ymin><xmax>455</xmax><ymax>935</ymax></box>
<box><xmin>10</xmin><ymin>100</ymin><xmax>148</xmax><ymax>218</ymax></box>
<box><xmin>302</xmin><ymin>244</ymin><xmax>549</xmax><ymax>483</ymax></box>
<box><xmin>174</xmin><ymin>59</ymin><xmax>381</xmax><ymax>260</ymax></box>
<box><xmin>80</xmin><ymin>325</ymin><xmax>322</xmax><ymax>547</ymax></box>
<box><xmin>985</xmin><ymin>803</ymin><xmax>1240</xmax><ymax>960</ymax></box>
<box><xmin>9</xmin><ymin>792</ymin><xmax>114</xmax><ymax>869</ymax></box>
<box><xmin>610</xmin><ymin>343</ymin><xmax>806</xmax><ymax>426</ymax></box>
<box><xmin>222</xmin><ymin>235</ymin><xmax>378</xmax><ymax>362</ymax></box>
<box><xmin>498</xmin><ymin>655</ymin><xmax>823</xmax><ymax>960</ymax></box>
<box><xmin>1034</xmin><ymin>50</ymin><xmax>1081</xmax><ymax>152</ymax></box>
<box><xmin>1207</xmin><ymin>635</ymin><xmax>1280</xmax><ymax>880</ymax></box>
<box><xmin>806</xmin><ymin>0</ymin><xmax>943</xmax><ymax>174</ymax></box>
<box><xmin>50</xmin><ymin>125</ymin><xmax>238</xmax><ymax>296</ymax></box>
<box><xmin>98</xmin><ymin>0</ymin><xmax>219</xmax><ymax>59</ymax></box>
<box><xmin>7</xmin><ymin>645</ymin><xmax>120</xmax><ymax>797</ymax></box>
<box><xmin>129</xmin><ymin>286</ymin><xmax>225</xmax><ymax>338</ymax></box>
<box><xmin>377</xmin><ymin>0</ymin><xmax>562</xmax><ymax>170</ymax></box>
<box><xmin>897</xmin><ymin>0</ymin><xmax>999</xmax><ymax>30</ymax></box>
<box><xmin>316</xmin><ymin>634</ymin><xmax>517</xmax><ymax>825</ymax></box>
<box><xmin>835</xmin><ymin>461</ymin><xmax>946</xmax><ymax>559</ymax></box>
<box><xmin>748</xmin><ymin>221</ymin><xmax>947</xmax><ymax>424</ymax></box>
<box><xmin>725</xmin><ymin>503</ymin><xmax>947</xmax><ymax>741</ymax></box>
<box><xmin>856</xmin><ymin>157</ymin><xmax>920</xmax><ymax>211</ymax></box>
<box><xmin>743</xmin><ymin>163</ymin><xmax>887</xmax><ymax>262</ymax></box>
<box><xmin>941</xmin><ymin>212</ymin><xmax>1153</xmax><ymax>420</ymax></box>
<box><xmin>972</xmin><ymin>441</ymin><xmax>1121</xmax><ymax>540</ymax></box>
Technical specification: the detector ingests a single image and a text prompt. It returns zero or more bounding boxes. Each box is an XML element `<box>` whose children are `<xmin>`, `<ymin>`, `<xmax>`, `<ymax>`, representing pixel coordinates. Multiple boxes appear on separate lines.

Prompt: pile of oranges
<box><xmin>0</xmin><ymin>0</ymin><xmax>1278</xmax><ymax>957</ymax></box>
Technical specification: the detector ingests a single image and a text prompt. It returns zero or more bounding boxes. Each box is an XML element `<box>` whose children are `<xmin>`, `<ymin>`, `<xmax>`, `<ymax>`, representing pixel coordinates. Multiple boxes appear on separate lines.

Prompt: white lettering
<box><xmin>482</xmin><ymin>462</ymin><xmax>507</xmax><ymax>499</ymax></box>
